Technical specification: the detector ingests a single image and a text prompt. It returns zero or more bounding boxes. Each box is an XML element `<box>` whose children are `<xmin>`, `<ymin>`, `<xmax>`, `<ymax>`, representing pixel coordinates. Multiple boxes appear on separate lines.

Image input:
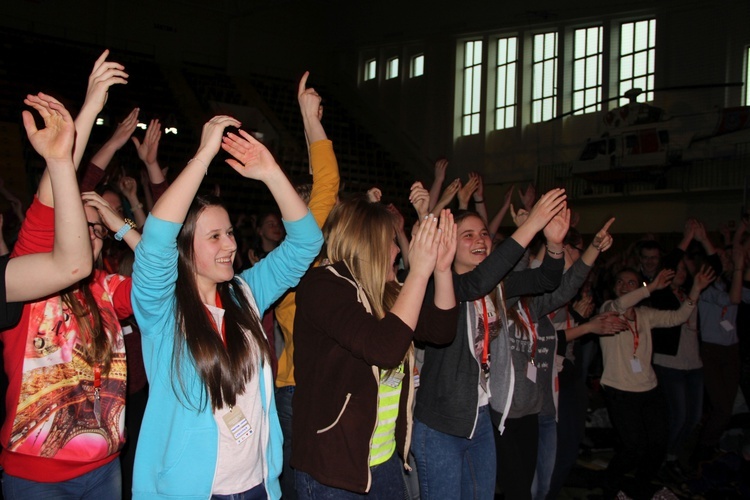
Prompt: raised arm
<box><xmin>222</xmin><ymin>130</ymin><xmax>307</xmax><ymax>223</ymax></box>
<box><xmin>432</xmin><ymin>178</ymin><xmax>460</xmax><ymax>213</ymax></box>
<box><xmin>298</xmin><ymin>71</ymin><xmax>339</xmax><ymax>227</ymax></box>
<box><xmin>298</xmin><ymin>71</ymin><xmax>327</xmax><ymax>147</ymax></box>
<box><xmin>456</xmin><ymin>174</ymin><xmax>479</xmax><ymax>211</ymax></box>
<box><xmin>151</xmin><ymin>116</ymin><xmax>241</xmax><ymax>223</ymax></box>
<box><xmin>73</xmin><ymin>50</ymin><xmax>129</xmax><ymax>169</ymax></box>
<box><xmin>118</xmin><ymin>176</ymin><xmax>146</xmax><ymax>228</ymax></box>
<box><xmin>432</xmin><ymin>210</ymin><xmax>457</xmax><ymax>310</ymax></box>
<box><xmin>389</xmin><ymin>212</ymin><xmax>442</xmax><ymax>329</ymax></box>
<box><xmin>471</xmin><ymin>173</ymin><xmax>488</xmax><ymax>224</ymax></box>
<box><xmin>488</xmin><ymin>186</ymin><xmax>513</xmax><ymax>238</ymax></box>
<box><xmin>90</xmin><ymin>107</ymin><xmax>139</xmax><ymax>172</ymax></box>
<box><xmin>6</xmin><ymin>94</ymin><xmax>92</xmax><ymax>301</ymax></box>
<box><xmin>580</xmin><ymin>217</ymin><xmax>615</xmax><ymax>266</ymax></box>
<box><xmin>510</xmin><ymin>188</ymin><xmax>567</xmax><ymax>249</ymax></box>
<box><xmin>132</xmin><ymin>118</ymin><xmax>167</xmax><ymax>187</ymax></box>
<box><xmin>409</xmin><ymin>181</ymin><xmax>431</xmax><ymax>221</ymax></box>
<box><xmin>428</xmin><ymin>158</ymin><xmax>448</xmax><ymax>210</ymax></box>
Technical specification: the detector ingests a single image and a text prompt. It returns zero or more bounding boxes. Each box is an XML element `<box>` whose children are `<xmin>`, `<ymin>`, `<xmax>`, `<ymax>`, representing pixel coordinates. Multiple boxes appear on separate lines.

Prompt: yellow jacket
<box><xmin>275</xmin><ymin>139</ymin><xmax>339</xmax><ymax>387</ymax></box>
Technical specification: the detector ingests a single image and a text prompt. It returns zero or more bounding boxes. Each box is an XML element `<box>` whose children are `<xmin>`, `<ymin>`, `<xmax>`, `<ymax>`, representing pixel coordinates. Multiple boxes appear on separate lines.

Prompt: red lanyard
<box><xmin>518</xmin><ymin>302</ymin><xmax>538</xmax><ymax>362</ymax></box>
<box><xmin>626</xmin><ymin>309</ymin><xmax>639</xmax><ymax>357</ymax></box>
<box><xmin>205</xmin><ymin>292</ymin><xmax>227</xmax><ymax>347</ymax></box>
<box><xmin>481</xmin><ymin>297</ymin><xmax>490</xmax><ymax>370</ymax></box>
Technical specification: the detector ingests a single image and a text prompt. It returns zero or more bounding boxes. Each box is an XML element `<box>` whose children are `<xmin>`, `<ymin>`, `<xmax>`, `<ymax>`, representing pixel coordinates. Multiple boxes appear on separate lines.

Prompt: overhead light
<box><xmin>95</xmin><ymin>118</ymin><xmax>104</xmax><ymax>125</ymax></box>
<box><xmin>165</xmin><ymin>127</ymin><xmax>178</xmax><ymax>134</ymax></box>
<box><xmin>136</xmin><ymin>122</ymin><xmax>147</xmax><ymax>130</ymax></box>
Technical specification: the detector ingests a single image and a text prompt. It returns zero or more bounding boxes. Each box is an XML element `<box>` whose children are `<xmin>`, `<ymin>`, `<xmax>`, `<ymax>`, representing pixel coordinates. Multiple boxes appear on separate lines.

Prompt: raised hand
<box><xmin>542</xmin><ymin>202</ymin><xmax>570</xmax><ymax>245</ymax></box>
<box><xmin>83</xmin><ymin>50</ymin><xmax>128</xmax><ymax>112</ymax></box>
<box><xmin>434</xmin><ymin>178</ymin><xmax>460</xmax><ymax>211</ymax></box>
<box><xmin>472</xmin><ymin>173</ymin><xmax>484</xmax><ymax>201</ymax></box>
<box><xmin>502</xmin><ymin>185</ymin><xmax>514</xmax><ymax>210</ymax></box>
<box><xmin>132</xmin><ymin>118</ymin><xmax>162</xmax><ymax>167</ymax></box>
<box><xmin>22</xmin><ymin>93</ymin><xmax>75</xmax><ymax>162</ymax></box>
<box><xmin>195</xmin><ymin>116</ymin><xmax>241</xmax><ymax>164</ymax></box>
<box><xmin>693</xmin><ymin>220</ymin><xmax>709</xmax><ymax>243</ymax></box>
<box><xmin>457</xmin><ymin>174</ymin><xmax>479</xmax><ymax>209</ymax></box>
<box><xmin>409</xmin><ymin>181</ymin><xmax>430</xmax><ymax>220</ymax></box>
<box><xmin>434</xmin><ymin>209</ymin><xmax>457</xmax><ymax>273</ymax></box>
<box><xmin>650</xmin><ymin>268</ymin><xmax>676</xmax><ymax>291</ymax></box>
<box><xmin>510</xmin><ymin>204</ymin><xmax>529</xmax><ymax>227</ymax></box>
<box><xmin>367</xmin><ymin>187</ymin><xmax>382</xmax><ymax>203</ymax></box>
<box><xmin>522</xmin><ymin>188</ymin><xmax>567</xmax><ymax>234</ymax></box>
<box><xmin>407</xmin><ymin>213</ymin><xmax>441</xmax><ymax>279</ymax></box>
<box><xmin>592</xmin><ymin>217</ymin><xmax>616</xmax><ymax>252</ymax></box>
<box><xmin>222</xmin><ymin>129</ymin><xmax>280</xmax><ymax>182</ymax></box>
<box><xmin>518</xmin><ymin>183</ymin><xmax>537</xmax><ymax>210</ymax></box>
<box><xmin>434</xmin><ymin>159</ymin><xmax>448</xmax><ymax>182</ymax></box>
<box><xmin>298</xmin><ymin>71</ymin><xmax>322</xmax><ymax>121</ymax></box>
<box><xmin>109</xmin><ymin>108</ymin><xmax>139</xmax><ymax>150</ymax></box>
<box><xmin>693</xmin><ymin>264</ymin><xmax>716</xmax><ymax>291</ymax></box>
<box><xmin>119</xmin><ymin>176</ymin><xmax>138</xmax><ymax>199</ymax></box>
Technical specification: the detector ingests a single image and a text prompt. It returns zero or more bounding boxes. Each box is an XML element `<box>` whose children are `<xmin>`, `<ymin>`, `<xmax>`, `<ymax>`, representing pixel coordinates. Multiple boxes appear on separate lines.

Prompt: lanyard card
<box><xmin>526</xmin><ymin>361</ymin><xmax>537</xmax><ymax>383</ymax></box>
<box><xmin>630</xmin><ymin>357</ymin><xmax>643</xmax><ymax>373</ymax></box>
<box><xmin>222</xmin><ymin>406</ymin><xmax>253</xmax><ymax>445</ymax></box>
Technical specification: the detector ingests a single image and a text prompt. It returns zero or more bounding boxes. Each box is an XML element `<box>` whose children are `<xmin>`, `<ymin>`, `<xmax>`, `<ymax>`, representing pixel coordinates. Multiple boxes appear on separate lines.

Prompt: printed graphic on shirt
<box><xmin>9</xmin><ymin>277</ymin><xmax>127</xmax><ymax>461</ymax></box>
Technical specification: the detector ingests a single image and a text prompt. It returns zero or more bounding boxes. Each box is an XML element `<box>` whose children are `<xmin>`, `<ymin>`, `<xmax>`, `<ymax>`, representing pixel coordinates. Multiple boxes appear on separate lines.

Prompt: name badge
<box><xmin>526</xmin><ymin>361</ymin><xmax>537</xmax><ymax>383</ymax></box>
<box><xmin>630</xmin><ymin>357</ymin><xmax>643</xmax><ymax>373</ymax></box>
<box><xmin>222</xmin><ymin>407</ymin><xmax>253</xmax><ymax>445</ymax></box>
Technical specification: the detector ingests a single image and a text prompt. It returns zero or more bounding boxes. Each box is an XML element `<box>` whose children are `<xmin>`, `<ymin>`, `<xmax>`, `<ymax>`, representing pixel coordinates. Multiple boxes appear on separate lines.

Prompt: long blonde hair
<box><xmin>323</xmin><ymin>197</ymin><xmax>399</xmax><ymax>319</ymax></box>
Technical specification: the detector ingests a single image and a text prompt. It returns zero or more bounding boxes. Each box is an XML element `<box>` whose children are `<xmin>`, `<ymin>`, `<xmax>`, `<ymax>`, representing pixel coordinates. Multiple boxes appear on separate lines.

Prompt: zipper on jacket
<box><xmin>316</xmin><ymin>393</ymin><xmax>352</xmax><ymax>434</ymax></box>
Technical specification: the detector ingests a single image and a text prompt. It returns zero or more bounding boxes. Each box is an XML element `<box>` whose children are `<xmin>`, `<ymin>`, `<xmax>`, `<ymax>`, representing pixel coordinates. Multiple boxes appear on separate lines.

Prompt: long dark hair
<box><xmin>173</xmin><ymin>195</ymin><xmax>270</xmax><ymax>411</ymax></box>
<box><xmin>61</xmin><ymin>275</ymin><xmax>118</xmax><ymax>374</ymax></box>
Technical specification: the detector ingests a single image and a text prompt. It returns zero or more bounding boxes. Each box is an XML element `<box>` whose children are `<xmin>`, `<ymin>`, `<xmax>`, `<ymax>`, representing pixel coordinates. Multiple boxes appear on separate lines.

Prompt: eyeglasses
<box><xmin>88</xmin><ymin>222</ymin><xmax>109</xmax><ymax>240</ymax></box>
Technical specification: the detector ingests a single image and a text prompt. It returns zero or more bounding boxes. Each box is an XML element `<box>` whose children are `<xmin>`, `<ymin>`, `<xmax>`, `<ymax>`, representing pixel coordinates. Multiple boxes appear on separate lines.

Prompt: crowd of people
<box><xmin>0</xmin><ymin>49</ymin><xmax>749</xmax><ymax>500</ymax></box>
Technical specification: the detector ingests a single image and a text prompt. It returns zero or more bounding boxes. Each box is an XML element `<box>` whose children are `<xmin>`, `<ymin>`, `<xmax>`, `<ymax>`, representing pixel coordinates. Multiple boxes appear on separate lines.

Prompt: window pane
<box><xmin>634</xmin><ymin>21</ymin><xmax>649</xmax><ymax>51</ymax></box>
<box><xmin>532</xmin><ymin>32</ymin><xmax>558</xmax><ymax>122</ymax></box>
<box><xmin>572</xmin><ymin>26</ymin><xmax>603</xmax><ymax>115</ymax></box>
<box><xmin>534</xmin><ymin>35</ymin><xmax>543</xmax><ymax>60</ymax></box>
<box><xmin>621</xmin><ymin>23</ymin><xmax>633</xmax><ymax>53</ymax></box>
<box><xmin>575</xmin><ymin>30</ymin><xmax>585</xmax><ymax>58</ymax></box>
<box><xmin>461</xmin><ymin>40</ymin><xmax>483</xmax><ymax>135</ymax></box>
<box><xmin>621</xmin><ymin>55</ymin><xmax>633</xmax><ymax>79</ymax></box>
<box><xmin>473</xmin><ymin>41</ymin><xmax>483</xmax><ymax>65</ymax></box>
<box><xmin>386</xmin><ymin>58</ymin><xmax>399</xmax><ymax>79</ymax></box>
<box><xmin>411</xmin><ymin>54</ymin><xmax>424</xmax><ymax>77</ymax></box>
<box><xmin>620</xmin><ymin>19</ymin><xmax>656</xmax><ymax>105</ymax></box>
<box><xmin>494</xmin><ymin>36</ymin><xmax>518</xmax><ymax>130</ymax></box>
<box><xmin>364</xmin><ymin>59</ymin><xmax>376</xmax><ymax>81</ymax></box>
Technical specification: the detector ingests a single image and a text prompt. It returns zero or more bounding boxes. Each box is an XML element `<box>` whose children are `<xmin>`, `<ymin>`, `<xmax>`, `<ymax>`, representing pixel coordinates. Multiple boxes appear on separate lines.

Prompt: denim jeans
<box><xmin>531</xmin><ymin>413</ymin><xmax>556</xmax><ymax>500</ymax></box>
<box><xmin>412</xmin><ymin>405</ymin><xmax>496</xmax><ymax>500</ymax></box>
<box><xmin>2</xmin><ymin>457</ymin><xmax>121</xmax><ymax>500</ymax></box>
<box><xmin>211</xmin><ymin>482</ymin><xmax>266</xmax><ymax>500</ymax></box>
<box><xmin>295</xmin><ymin>452</ymin><xmax>405</xmax><ymax>499</ymax></box>
<box><xmin>275</xmin><ymin>385</ymin><xmax>297</xmax><ymax>500</ymax></box>
<box><xmin>653</xmin><ymin>365</ymin><xmax>703</xmax><ymax>459</ymax></box>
